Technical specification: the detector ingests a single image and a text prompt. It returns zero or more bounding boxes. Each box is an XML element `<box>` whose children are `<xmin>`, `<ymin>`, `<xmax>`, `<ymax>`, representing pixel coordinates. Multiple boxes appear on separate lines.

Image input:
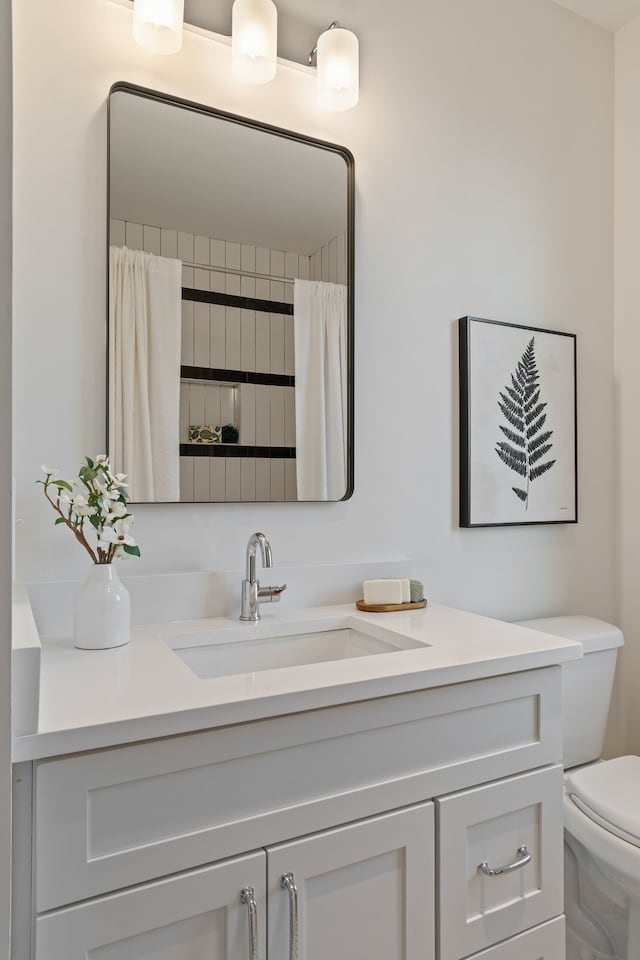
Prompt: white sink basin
<box><xmin>168</xmin><ymin>626</ymin><xmax>424</xmax><ymax>680</ymax></box>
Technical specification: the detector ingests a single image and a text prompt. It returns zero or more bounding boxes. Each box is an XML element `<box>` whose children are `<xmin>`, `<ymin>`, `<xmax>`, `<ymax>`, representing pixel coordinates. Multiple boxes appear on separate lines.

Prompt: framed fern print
<box><xmin>459</xmin><ymin>316</ymin><xmax>577</xmax><ymax>527</ymax></box>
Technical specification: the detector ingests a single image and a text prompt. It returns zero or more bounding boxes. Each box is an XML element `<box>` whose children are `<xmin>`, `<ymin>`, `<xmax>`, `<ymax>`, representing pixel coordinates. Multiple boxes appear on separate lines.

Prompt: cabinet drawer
<box><xmin>436</xmin><ymin>765</ymin><xmax>564</xmax><ymax>960</ymax></box>
<box><xmin>35</xmin><ymin>668</ymin><xmax>560</xmax><ymax>911</ymax></box>
<box><xmin>469</xmin><ymin>917</ymin><xmax>565</xmax><ymax>959</ymax></box>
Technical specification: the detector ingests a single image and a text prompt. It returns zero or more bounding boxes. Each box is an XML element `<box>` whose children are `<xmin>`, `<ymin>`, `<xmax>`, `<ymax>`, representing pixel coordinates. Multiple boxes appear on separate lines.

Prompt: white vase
<box><xmin>73</xmin><ymin>564</ymin><xmax>131</xmax><ymax>650</ymax></box>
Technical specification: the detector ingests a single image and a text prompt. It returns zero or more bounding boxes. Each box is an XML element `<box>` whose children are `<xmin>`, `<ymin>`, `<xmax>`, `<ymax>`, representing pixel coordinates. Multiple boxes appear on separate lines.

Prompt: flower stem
<box><xmin>43</xmin><ymin>487</ymin><xmax>99</xmax><ymax>564</ymax></box>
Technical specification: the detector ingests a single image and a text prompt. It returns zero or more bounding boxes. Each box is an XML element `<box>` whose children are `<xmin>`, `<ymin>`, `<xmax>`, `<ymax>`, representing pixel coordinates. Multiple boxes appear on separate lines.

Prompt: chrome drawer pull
<box><xmin>478</xmin><ymin>845</ymin><xmax>531</xmax><ymax>878</ymax></box>
<box><xmin>282</xmin><ymin>873</ymin><xmax>299</xmax><ymax>960</ymax></box>
<box><xmin>241</xmin><ymin>886</ymin><xmax>259</xmax><ymax>960</ymax></box>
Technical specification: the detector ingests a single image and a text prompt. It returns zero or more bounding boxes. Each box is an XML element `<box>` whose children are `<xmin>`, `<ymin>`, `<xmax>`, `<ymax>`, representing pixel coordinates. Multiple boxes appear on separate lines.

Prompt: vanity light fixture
<box><xmin>132</xmin><ymin>0</ymin><xmax>185</xmax><ymax>54</ymax></box>
<box><xmin>309</xmin><ymin>21</ymin><xmax>359</xmax><ymax>111</ymax></box>
<box><xmin>231</xmin><ymin>0</ymin><xmax>278</xmax><ymax>85</ymax></box>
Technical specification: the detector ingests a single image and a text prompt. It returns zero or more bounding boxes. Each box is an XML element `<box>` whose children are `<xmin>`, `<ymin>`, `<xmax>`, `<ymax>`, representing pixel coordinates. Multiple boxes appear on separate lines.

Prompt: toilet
<box><xmin>518</xmin><ymin>616</ymin><xmax>631</xmax><ymax>960</ymax></box>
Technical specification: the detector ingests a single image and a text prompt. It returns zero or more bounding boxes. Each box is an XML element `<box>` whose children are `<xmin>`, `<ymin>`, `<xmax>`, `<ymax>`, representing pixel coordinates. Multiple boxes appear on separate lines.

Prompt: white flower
<box><xmin>71</xmin><ymin>494</ymin><xmax>95</xmax><ymax>517</ymax></box>
<box><xmin>39</xmin><ymin>456</ymin><xmax>141</xmax><ymax>563</ymax></box>
<box><xmin>106</xmin><ymin>501</ymin><xmax>128</xmax><ymax>521</ymax></box>
<box><xmin>93</xmin><ymin>473</ymin><xmax>109</xmax><ymax>492</ymax></box>
<box><xmin>98</xmin><ymin>520</ymin><xmax>137</xmax><ymax>550</ymax></box>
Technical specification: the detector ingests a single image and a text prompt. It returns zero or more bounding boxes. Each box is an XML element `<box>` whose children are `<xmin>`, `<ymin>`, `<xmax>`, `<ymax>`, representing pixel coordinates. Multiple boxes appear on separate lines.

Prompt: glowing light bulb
<box><xmin>132</xmin><ymin>0</ymin><xmax>184</xmax><ymax>55</ymax></box>
<box><xmin>232</xmin><ymin>0</ymin><xmax>278</xmax><ymax>85</ymax></box>
<box><xmin>317</xmin><ymin>26</ymin><xmax>359</xmax><ymax>111</ymax></box>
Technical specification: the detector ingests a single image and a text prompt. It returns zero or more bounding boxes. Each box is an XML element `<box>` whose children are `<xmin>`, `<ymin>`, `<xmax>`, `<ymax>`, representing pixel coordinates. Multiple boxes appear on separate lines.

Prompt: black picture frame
<box><xmin>459</xmin><ymin>316</ymin><xmax>578</xmax><ymax>528</ymax></box>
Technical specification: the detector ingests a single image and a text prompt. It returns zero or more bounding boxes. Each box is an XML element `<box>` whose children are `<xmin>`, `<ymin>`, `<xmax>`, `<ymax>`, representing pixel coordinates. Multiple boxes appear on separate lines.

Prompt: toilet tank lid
<box><xmin>515</xmin><ymin>616</ymin><xmax>623</xmax><ymax>654</ymax></box>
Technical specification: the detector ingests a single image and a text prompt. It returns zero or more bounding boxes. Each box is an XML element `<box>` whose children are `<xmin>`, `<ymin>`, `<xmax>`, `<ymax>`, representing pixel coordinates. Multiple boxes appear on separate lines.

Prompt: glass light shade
<box><xmin>133</xmin><ymin>0</ymin><xmax>184</xmax><ymax>55</ymax></box>
<box><xmin>232</xmin><ymin>0</ymin><xmax>278</xmax><ymax>85</ymax></box>
<box><xmin>317</xmin><ymin>26</ymin><xmax>359</xmax><ymax>111</ymax></box>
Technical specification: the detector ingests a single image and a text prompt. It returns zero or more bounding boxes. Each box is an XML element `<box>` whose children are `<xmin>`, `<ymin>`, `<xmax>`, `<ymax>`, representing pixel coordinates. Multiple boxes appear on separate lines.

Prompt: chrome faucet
<box><xmin>240</xmin><ymin>532</ymin><xmax>287</xmax><ymax>622</ymax></box>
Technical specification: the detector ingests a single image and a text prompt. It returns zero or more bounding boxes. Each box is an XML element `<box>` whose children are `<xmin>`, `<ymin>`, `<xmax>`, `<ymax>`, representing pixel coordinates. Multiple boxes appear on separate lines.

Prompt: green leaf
<box><xmin>54</xmin><ymin>517</ymin><xmax>66</xmax><ymax>525</ymax></box>
<box><xmin>89</xmin><ymin>514</ymin><xmax>101</xmax><ymax>529</ymax></box>
<box><xmin>53</xmin><ymin>479</ymin><xmax>73</xmax><ymax>492</ymax></box>
<box><xmin>123</xmin><ymin>544</ymin><xmax>141</xmax><ymax>558</ymax></box>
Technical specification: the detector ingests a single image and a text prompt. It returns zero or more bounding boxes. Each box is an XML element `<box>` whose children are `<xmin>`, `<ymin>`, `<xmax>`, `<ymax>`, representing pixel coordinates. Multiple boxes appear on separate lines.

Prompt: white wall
<box><xmin>611</xmin><ymin>15</ymin><xmax>640</xmax><ymax>756</ymax></box>
<box><xmin>0</xmin><ymin>0</ymin><xmax>11</xmax><ymax>951</ymax></box>
<box><xmin>13</xmin><ymin>0</ymin><xmax>616</xmax><ymax>624</ymax></box>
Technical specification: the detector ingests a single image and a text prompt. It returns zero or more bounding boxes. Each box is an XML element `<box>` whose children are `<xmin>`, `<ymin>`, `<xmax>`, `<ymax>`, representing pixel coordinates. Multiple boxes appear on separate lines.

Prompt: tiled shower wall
<box><xmin>309</xmin><ymin>233</ymin><xmax>348</xmax><ymax>284</ymax></box>
<box><xmin>110</xmin><ymin>218</ymin><xmax>313</xmax><ymax>501</ymax></box>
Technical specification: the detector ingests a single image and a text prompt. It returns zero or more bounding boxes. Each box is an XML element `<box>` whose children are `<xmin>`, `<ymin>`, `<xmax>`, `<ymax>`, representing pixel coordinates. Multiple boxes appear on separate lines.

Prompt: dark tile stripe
<box><xmin>182</xmin><ymin>287</ymin><xmax>294</xmax><ymax>315</ymax></box>
<box><xmin>181</xmin><ymin>365</ymin><xmax>295</xmax><ymax>388</ymax></box>
<box><xmin>180</xmin><ymin>444</ymin><xmax>296</xmax><ymax>460</ymax></box>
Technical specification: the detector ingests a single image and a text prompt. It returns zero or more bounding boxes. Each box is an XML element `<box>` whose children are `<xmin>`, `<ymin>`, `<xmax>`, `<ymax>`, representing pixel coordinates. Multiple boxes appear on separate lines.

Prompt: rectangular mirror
<box><xmin>107</xmin><ymin>83</ymin><xmax>354</xmax><ymax>503</ymax></box>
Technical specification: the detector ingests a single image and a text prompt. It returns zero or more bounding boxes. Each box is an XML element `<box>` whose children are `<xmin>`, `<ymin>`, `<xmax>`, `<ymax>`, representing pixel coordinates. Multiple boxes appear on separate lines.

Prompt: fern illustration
<box><xmin>495</xmin><ymin>337</ymin><xmax>556</xmax><ymax>510</ymax></box>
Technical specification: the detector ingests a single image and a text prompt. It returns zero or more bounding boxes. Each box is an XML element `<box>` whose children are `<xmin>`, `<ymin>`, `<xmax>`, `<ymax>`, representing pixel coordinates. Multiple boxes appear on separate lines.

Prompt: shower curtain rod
<box><xmin>182</xmin><ymin>261</ymin><xmax>296</xmax><ymax>284</ymax></box>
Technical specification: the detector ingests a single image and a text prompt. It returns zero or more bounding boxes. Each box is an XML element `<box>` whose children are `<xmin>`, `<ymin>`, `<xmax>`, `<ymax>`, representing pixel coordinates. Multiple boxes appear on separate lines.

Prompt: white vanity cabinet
<box><xmin>25</xmin><ymin>666</ymin><xmax>566</xmax><ymax>960</ymax></box>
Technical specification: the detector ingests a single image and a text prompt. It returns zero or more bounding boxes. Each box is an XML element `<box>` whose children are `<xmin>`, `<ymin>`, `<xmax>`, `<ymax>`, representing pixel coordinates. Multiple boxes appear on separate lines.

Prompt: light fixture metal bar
<box><xmin>308</xmin><ymin>20</ymin><xmax>340</xmax><ymax>64</ymax></box>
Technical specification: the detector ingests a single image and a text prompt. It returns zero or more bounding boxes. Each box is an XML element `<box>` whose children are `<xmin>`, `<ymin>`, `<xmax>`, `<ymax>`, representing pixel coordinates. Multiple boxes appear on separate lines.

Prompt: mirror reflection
<box><xmin>108</xmin><ymin>85</ymin><xmax>353</xmax><ymax>503</ymax></box>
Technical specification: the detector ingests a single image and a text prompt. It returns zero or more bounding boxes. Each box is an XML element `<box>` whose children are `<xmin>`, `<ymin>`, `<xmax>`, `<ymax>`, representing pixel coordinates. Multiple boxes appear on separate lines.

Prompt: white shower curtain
<box><xmin>293</xmin><ymin>279</ymin><xmax>348</xmax><ymax>501</ymax></box>
<box><xmin>109</xmin><ymin>245</ymin><xmax>182</xmax><ymax>502</ymax></box>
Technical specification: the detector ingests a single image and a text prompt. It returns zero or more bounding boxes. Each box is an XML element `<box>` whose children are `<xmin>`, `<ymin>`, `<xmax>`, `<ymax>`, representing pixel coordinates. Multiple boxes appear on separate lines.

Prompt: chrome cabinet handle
<box><xmin>282</xmin><ymin>873</ymin><xmax>299</xmax><ymax>960</ymax></box>
<box><xmin>241</xmin><ymin>886</ymin><xmax>259</xmax><ymax>960</ymax></box>
<box><xmin>478</xmin><ymin>845</ymin><xmax>531</xmax><ymax>878</ymax></box>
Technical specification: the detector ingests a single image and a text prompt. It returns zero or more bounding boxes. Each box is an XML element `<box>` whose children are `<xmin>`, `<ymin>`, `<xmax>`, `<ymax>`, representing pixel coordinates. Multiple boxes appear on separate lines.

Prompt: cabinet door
<box><xmin>35</xmin><ymin>850</ymin><xmax>266</xmax><ymax>960</ymax></box>
<box><xmin>267</xmin><ymin>803</ymin><xmax>434</xmax><ymax>960</ymax></box>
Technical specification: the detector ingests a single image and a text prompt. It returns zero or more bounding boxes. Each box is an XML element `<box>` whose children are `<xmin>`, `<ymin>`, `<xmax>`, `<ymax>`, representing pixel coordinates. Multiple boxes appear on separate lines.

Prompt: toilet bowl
<box><xmin>517</xmin><ymin>616</ymin><xmax>628</xmax><ymax>960</ymax></box>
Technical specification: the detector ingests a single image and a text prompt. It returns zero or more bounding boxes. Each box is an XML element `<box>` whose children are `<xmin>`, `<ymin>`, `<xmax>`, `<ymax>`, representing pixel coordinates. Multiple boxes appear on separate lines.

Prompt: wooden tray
<box><xmin>355</xmin><ymin>599</ymin><xmax>428</xmax><ymax>613</ymax></box>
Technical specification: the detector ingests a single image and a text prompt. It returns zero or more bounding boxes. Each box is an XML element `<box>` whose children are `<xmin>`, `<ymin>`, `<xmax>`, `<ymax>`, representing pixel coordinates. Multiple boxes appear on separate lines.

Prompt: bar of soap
<box><xmin>363</xmin><ymin>579</ymin><xmax>406</xmax><ymax>605</ymax></box>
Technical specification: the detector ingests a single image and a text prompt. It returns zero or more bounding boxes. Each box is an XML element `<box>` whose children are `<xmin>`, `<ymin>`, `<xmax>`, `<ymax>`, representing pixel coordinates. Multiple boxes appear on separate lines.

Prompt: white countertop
<box><xmin>12</xmin><ymin>601</ymin><xmax>581</xmax><ymax>762</ymax></box>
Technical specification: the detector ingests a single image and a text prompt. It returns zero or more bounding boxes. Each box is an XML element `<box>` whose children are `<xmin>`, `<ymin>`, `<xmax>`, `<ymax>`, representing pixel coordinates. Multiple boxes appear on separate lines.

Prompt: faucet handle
<box><xmin>257</xmin><ymin>584</ymin><xmax>287</xmax><ymax>604</ymax></box>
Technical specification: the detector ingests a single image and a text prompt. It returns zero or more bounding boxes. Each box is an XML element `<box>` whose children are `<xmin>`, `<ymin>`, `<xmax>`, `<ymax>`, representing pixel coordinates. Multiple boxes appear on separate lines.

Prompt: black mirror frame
<box><xmin>106</xmin><ymin>81</ymin><xmax>355</xmax><ymax>503</ymax></box>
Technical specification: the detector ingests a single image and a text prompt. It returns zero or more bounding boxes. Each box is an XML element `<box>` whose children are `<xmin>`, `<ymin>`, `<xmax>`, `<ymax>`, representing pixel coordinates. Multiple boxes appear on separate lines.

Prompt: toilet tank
<box><xmin>516</xmin><ymin>616</ymin><xmax>623</xmax><ymax>769</ymax></box>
